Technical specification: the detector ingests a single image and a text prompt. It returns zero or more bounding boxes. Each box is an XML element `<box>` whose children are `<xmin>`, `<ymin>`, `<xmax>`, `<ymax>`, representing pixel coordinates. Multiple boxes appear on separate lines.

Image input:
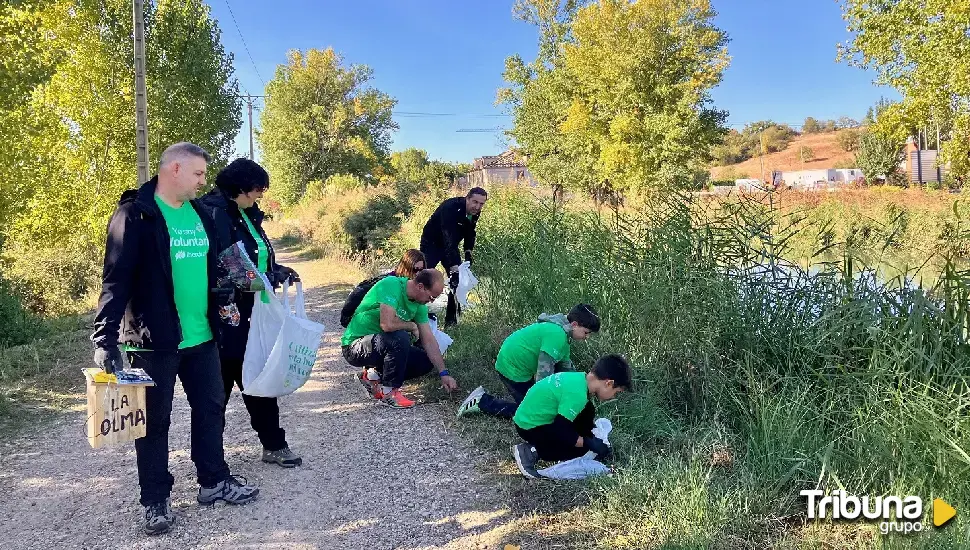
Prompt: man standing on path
<box><xmin>420</xmin><ymin>187</ymin><xmax>487</xmax><ymax>325</ymax></box>
<box><xmin>341</xmin><ymin>268</ymin><xmax>459</xmax><ymax>408</ymax></box>
<box><xmin>91</xmin><ymin>143</ymin><xmax>258</xmax><ymax>536</ymax></box>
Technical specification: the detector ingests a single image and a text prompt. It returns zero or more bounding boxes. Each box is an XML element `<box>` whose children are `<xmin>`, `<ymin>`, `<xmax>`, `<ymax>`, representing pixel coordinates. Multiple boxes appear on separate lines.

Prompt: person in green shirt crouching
<box><xmin>341</xmin><ymin>269</ymin><xmax>459</xmax><ymax>408</ymax></box>
<box><xmin>511</xmin><ymin>355</ymin><xmax>632</xmax><ymax>479</ymax></box>
<box><xmin>456</xmin><ymin>304</ymin><xmax>600</xmax><ymax>419</ymax></box>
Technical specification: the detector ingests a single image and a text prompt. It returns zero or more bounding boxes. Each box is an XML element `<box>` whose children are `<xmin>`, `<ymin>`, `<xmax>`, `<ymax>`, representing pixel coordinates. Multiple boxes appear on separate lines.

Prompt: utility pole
<box><xmin>133</xmin><ymin>0</ymin><xmax>149</xmax><ymax>183</ymax></box>
<box><xmin>239</xmin><ymin>94</ymin><xmax>265</xmax><ymax>160</ymax></box>
<box><xmin>247</xmin><ymin>96</ymin><xmax>254</xmax><ymax>160</ymax></box>
<box><xmin>759</xmin><ymin>129</ymin><xmax>766</xmax><ymax>185</ymax></box>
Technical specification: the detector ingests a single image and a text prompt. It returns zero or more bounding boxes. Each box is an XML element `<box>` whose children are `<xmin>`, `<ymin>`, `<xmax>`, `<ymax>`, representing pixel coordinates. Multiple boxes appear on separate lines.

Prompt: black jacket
<box><xmin>198</xmin><ymin>188</ymin><xmax>282</xmax><ymax>360</ymax></box>
<box><xmin>420</xmin><ymin>196</ymin><xmax>478</xmax><ymax>269</ymax></box>
<box><xmin>91</xmin><ymin>178</ymin><xmax>231</xmax><ymax>351</ymax></box>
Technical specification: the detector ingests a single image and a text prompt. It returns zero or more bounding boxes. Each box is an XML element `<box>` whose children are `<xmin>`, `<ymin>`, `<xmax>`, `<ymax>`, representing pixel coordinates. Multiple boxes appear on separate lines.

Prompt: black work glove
<box><xmin>464</xmin><ymin>249</ymin><xmax>473</xmax><ymax>264</ymax></box>
<box><xmin>275</xmin><ymin>265</ymin><xmax>300</xmax><ymax>284</ymax></box>
<box><xmin>94</xmin><ymin>346</ymin><xmax>124</xmax><ymax>374</ymax></box>
<box><xmin>583</xmin><ymin>436</ymin><xmax>613</xmax><ymax>461</ymax></box>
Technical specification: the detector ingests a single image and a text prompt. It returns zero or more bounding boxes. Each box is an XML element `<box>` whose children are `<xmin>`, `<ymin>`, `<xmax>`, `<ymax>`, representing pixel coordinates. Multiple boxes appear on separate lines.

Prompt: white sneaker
<box><xmin>456</xmin><ymin>385</ymin><xmax>486</xmax><ymax>418</ymax></box>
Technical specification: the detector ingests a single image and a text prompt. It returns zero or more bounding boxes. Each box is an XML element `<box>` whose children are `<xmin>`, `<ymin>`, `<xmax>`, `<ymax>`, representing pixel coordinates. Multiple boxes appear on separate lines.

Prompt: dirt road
<box><xmin>0</xmin><ymin>251</ymin><xmax>528</xmax><ymax>550</ymax></box>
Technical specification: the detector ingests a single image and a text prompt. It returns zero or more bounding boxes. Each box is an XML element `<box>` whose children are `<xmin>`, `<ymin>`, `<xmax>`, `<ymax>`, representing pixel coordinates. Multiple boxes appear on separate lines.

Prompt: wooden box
<box><xmin>84</xmin><ymin>370</ymin><xmax>154</xmax><ymax>449</ymax></box>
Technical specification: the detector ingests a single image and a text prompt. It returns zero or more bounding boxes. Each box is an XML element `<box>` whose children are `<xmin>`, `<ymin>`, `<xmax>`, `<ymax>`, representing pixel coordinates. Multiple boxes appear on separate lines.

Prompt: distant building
<box><xmin>465</xmin><ymin>150</ymin><xmax>537</xmax><ymax>188</ymax></box>
<box><xmin>904</xmin><ymin>137</ymin><xmax>948</xmax><ymax>184</ymax></box>
<box><xmin>776</xmin><ymin>168</ymin><xmax>863</xmax><ymax>190</ymax></box>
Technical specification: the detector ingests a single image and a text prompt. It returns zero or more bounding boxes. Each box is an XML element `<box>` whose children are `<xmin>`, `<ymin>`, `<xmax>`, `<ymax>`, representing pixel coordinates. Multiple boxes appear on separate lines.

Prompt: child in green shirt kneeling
<box><xmin>511</xmin><ymin>355</ymin><xmax>632</xmax><ymax>479</ymax></box>
<box><xmin>456</xmin><ymin>304</ymin><xmax>600</xmax><ymax>419</ymax></box>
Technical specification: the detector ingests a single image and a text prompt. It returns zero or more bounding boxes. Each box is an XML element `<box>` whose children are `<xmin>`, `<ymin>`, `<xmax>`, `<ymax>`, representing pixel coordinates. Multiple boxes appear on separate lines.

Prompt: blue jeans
<box><xmin>477</xmin><ymin>374</ymin><xmax>534</xmax><ymax>419</ymax></box>
<box><xmin>342</xmin><ymin>330</ymin><xmax>435</xmax><ymax>389</ymax></box>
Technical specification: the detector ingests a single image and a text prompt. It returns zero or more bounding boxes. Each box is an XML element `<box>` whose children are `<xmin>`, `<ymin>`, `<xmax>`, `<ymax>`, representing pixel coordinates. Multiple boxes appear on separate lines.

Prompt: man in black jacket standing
<box><xmin>420</xmin><ymin>187</ymin><xmax>487</xmax><ymax>325</ymax></box>
<box><xmin>91</xmin><ymin>143</ymin><xmax>258</xmax><ymax>536</ymax></box>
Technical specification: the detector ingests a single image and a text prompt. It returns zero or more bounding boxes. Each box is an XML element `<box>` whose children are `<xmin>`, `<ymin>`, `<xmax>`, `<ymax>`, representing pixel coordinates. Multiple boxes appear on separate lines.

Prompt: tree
<box><xmin>146</xmin><ymin>0</ymin><xmax>241</xmax><ymax>173</ymax></box>
<box><xmin>742</xmin><ymin>121</ymin><xmax>796</xmax><ymax>155</ymax></box>
<box><xmin>837</xmin><ymin>128</ymin><xmax>862</xmax><ymax>152</ymax></box>
<box><xmin>390</xmin><ymin>148</ymin><xmax>429</xmax><ymax>183</ymax></box>
<box><xmin>799</xmin><ymin>146</ymin><xmax>815</xmax><ymax>163</ymax></box>
<box><xmin>502</xmin><ymin>0</ymin><xmax>730</xmax><ymax>195</ymax></box>
<box><xmin>0</xmin><ymin>0</ymin><xmax>242</xmax><ymax>314</ymax></box>
<box><xmin>802</xmin><ymin>117</ymin><xmax>821</xmax><ymax>134</ymax></box>
<box><xmin>258</xmin><ymin>48</ymin><xmax>397</xmax><ymax>206</ymax></box>
<box><xmin>835</xmin><ymin>116</ymin><xmax>860</xmax><ymax>130</ymax></box>
<box><xmin>711</xmin><ymin>130</ymin><xmax>747</xmax><ymax>166</ymax></box>
<box><xmin>840</xmin><ymin>0</ymin><xmax>970</xmax><ymax>178</ymax></box>
<box><xmin>855</xmin><ymin>131</ymin><xmax>904</xmax><ymax>185</ymax></box>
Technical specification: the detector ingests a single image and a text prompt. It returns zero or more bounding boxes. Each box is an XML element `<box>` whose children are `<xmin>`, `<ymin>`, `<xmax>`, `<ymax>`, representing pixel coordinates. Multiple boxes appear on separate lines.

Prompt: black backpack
<box><xmin>339</xmin><ymin>273</ymin><xmax>391</xmax><ymax>327</ymax></box>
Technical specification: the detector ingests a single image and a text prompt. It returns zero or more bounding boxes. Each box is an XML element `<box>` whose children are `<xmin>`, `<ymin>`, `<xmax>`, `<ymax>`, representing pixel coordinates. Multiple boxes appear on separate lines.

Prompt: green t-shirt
<box><xmin>155</xmin><ymin>195</ymin><xmax>213</xmax><ymax>349</ymax></box>
<box><xmin>341</xmin><ymin>276</ymin><xmax>429</xmax><ymax>346</ymax></box>
<box><xmin>495</xmin><ymin>322</ymin><xmax>570</xmax><ymax>383</ymax></box>
<box><xmin>240</xmin><ymin>210</ymin><xmax>270</xmax><ymax>303</ymax></box>
<box><xmin>513</xmin><ymin>371</ymin><xmax>589</xmax><ymax>431</ymax></box>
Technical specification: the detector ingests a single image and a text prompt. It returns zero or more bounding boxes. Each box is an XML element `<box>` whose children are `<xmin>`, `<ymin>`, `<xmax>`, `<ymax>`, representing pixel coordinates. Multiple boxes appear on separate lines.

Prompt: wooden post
<box><xmin>133</xmin><ymin>0</ymin><xmax>150</xmax><ymax>183</ymax></box>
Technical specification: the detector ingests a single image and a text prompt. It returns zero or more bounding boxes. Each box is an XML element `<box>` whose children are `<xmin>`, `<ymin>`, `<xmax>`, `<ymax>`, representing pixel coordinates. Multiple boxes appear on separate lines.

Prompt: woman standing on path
<box><xmin>200</xmin><ymin>158</ymin><xmax>302</xmax><ymax>468</ymax></box>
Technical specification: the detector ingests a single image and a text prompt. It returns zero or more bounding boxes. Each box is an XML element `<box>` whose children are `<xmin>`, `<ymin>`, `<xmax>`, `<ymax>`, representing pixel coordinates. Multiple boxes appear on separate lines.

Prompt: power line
<box><xmin>223</xmin><ymin>0</ymin><xmax>265</xmax><ymax>91</ymax></box>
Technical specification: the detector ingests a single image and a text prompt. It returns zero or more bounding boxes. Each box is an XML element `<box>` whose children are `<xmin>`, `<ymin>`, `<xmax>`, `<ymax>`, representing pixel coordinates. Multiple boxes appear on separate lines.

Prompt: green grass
<box><xmin>431</xmin><ymin>187</ymin><xmax>970</xmax><ymax>549</ymax></box>
<box><xmin>283</xmin><ymin>185</ymin><xmax>970</xmax><ymax>548</ymax></box>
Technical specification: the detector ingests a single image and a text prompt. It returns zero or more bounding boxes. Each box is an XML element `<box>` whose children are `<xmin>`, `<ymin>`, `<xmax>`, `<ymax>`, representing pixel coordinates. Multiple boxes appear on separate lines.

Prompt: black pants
<box><xmin>220</xmin><ymin>356</ymin><xmax>287</xmax><ymax>452</ymax></box>
<box><xmin>515</xmin><ymin>402</ymin><xmax>596</xmax><ymax>462</ymax></box>
<box><xmin>477</xmin><ymin>374</ymin><xmax>534</xmax><ymax>419</ymax></box>
<box><xmin>419</xmin><ymin>243</ymin><xmax>461</xmax><ymax>327</ymax></box>
<box><xmin>127</xmin><ymin>341</ymin><xmax>231</xmax><ymax>506</ymax></box>
<box><xmin>342</xmin><ymin>330</ymin><xmax>435</xmax><ymax>389</ymax></box>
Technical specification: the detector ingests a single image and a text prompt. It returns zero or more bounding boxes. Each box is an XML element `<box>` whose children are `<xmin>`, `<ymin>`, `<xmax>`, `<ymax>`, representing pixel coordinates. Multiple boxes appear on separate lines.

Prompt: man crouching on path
<box><xmin>91</xmin><ymin>143</ymin><xmax>258</xmax><ymax>536</ymax></box>
<box><xmin>341</xmin><ymin>268</ymin><xmax>459</xmax><ymax>408</ymax></box>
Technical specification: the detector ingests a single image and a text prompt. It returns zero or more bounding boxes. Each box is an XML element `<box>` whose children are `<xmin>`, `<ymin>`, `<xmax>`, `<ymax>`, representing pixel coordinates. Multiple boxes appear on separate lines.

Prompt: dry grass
<box><xmin>711</xmin><ymin>132</ymin><xmax>857</xmax><ymax>180</ymax></box>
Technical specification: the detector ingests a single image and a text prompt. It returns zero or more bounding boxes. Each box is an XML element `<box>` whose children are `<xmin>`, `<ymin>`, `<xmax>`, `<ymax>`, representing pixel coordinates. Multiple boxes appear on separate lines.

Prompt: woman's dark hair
<box><xmin>568</xmin><ymin>303</ymin><xmax>601</xmax><ymax>332</ymax></box>
<box><xmin>591</xmin><ymin>354</ymin><xmax>632</xmax><ymax>390</ymax></box>
<box><xmin>215</xmin><ymin>158</ymin><xmax>270</xmax><ymax>198</ymax></box>
<box><xmin>394</xmin><ymin>249</ymin><xmax>426</xmax><ymax>279</ymax></box>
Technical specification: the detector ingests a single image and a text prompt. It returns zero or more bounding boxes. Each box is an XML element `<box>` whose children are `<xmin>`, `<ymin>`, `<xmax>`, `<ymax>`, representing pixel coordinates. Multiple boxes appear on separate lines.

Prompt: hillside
<box><xmin>710</xmin><ymin>132</ymin><xmax>856</xmax><ymax>180</ymax></box>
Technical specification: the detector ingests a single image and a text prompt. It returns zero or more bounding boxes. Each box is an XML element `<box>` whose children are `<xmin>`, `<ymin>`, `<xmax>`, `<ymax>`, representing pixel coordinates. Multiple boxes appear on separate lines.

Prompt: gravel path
<box><xmin>0</xmin><ymin>252</ymin><xmax>526</xmax><ymax>550</ymax></box>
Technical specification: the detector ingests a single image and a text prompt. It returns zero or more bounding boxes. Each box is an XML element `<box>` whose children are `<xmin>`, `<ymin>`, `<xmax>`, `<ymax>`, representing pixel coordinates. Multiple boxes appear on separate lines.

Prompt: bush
<box><xmin>342</xmin><ymin>193</ymin><xmax>404</xmax><ymax>252</ymax></box>
<box><xmin>837</xmin><ymin>128</ymin><xmax>862</xmax><ymax>152</ymax></box>
<box><xmin>0</xmin><ymin>277</ymin><xmax>44</xmax><ymax>349</ymax></box>
<box><xmin>799</xmin><ymin>145</ymin><xmax>815</xmax><ymax>162</ymax></box>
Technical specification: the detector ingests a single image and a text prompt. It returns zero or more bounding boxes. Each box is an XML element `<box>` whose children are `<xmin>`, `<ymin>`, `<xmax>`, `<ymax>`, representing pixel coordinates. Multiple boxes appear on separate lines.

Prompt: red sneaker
<box><xmin>358</xmin><ymin>369</ymin><xmax>383</xmax><ymax>399</ymax></box>
<box><xmin>380</xmin><ymin>389</ymin><xmax>415</xmax><ymax>409</ymax></box>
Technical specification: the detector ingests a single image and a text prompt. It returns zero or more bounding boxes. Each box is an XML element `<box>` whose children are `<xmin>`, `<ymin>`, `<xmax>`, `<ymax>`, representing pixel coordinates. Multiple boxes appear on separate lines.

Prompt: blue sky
<box><xmin>206</xmin><ymin>0</ymin><xmax>894</xmax><ymax>164</ymax></box>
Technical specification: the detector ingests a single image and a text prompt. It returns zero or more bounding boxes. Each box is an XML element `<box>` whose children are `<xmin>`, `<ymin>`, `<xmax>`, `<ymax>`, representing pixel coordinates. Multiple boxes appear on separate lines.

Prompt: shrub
<box><xmin>342</xmin><ymin>193</ymin><xmax>404</xmax><ymax>252</ymax></box>
<box><xmin>799</xmin><ymin>145</ymin><xmax>815</xmax><ymax>162</ymax></box>
<box><xmin>837</xmin><ymin>128</ymin><xmax>862</xmax><ymax>152</ymax></box>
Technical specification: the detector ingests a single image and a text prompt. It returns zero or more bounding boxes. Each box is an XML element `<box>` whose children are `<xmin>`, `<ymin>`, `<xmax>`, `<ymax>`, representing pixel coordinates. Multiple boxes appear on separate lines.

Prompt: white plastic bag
<box><xmin>537</xmin><ymin>456</ymin><xmax>610</xmax><ymax>480</ymax></box>
<box><xmin>427</xmin><ymin>317</ymin><xmax>453</xmax><ymax>355</ymax></box>
<box><xmin>455</xmin><ymin>261</ymin><xmax>478</xmax><ymax>308</ymax></box>
<box><xmin>428</xmin><ymin>290</ymin><xmax>449</xmax><ymax>315</ymax></box>
<box><xmin>242</xmin><ymin>278</ymin><xmax>325</xmax><ymax>398</ymax></box>
<box><xmin>537</xmin><ymin>418</ymin><xmax>613</xmax><ymax>480</ymax></box>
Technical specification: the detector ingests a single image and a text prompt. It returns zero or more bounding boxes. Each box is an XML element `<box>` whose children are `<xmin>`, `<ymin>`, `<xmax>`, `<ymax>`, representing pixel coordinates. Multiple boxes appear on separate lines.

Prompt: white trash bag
<box><xmin>242</xmin><ymin>277</ymin><xmax>325</xmax><ymax>398</ymax></box>
<box><xmin>537</xmin><ymin>418</ymin><xmax>613</xmax><ymax>480</ymax></box>
<box><xmin>455</xmin><ymin>261</ymin><xmax>478</xmax><ymax>308</ymax></box>
<box><xmin>427</xmin><ymin>317</ymin><xmax>454</xmax><ymax>355</ymax></box>
<box><xmin>428</xmin><ymin>289</ymin><xmax>449</xmax><ymax>315</ymax></box>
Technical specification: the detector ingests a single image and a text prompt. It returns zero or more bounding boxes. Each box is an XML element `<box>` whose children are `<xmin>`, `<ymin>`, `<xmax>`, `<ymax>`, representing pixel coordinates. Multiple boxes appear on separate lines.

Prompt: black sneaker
<box><xmin>143</xmin><ymin>498</ymin><xmax>175</xmax><ymax>535</ymax></box>
<box><xmin>197</xmin><ymin>475</ymin><xmax>259</xmax><ymax>505</ymax></box>
<box><xmin>513</xmin><ymin>443</ymin><xmax>541</xmax><ymax>479</ymax></box>
<box><xmin>262</xmin><ymin>446</ymin><xmax>303</xmax><ymax>468</ymax></box>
